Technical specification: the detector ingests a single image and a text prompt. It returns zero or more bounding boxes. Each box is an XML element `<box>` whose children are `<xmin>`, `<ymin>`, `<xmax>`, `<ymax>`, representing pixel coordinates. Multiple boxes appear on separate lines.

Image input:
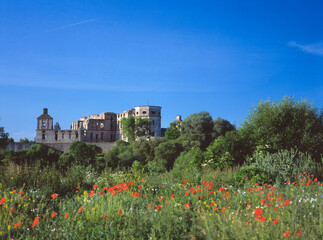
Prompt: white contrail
<box><xmin>46</xmin><ymin>18</ymin><xmax>98</xmax><ymax>33</ymax></box>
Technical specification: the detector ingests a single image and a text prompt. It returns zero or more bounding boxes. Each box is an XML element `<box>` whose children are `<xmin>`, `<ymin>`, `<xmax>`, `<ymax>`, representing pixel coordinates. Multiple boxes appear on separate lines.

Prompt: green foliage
<box><xmin>234</xmin><ymin>166</ymin><xmax>272</xmax><ymax>187</ymax></box>
<box><xmin>213</xmin><ymin>117</ymin><xmax>235</xmax><ymax>139</ymax></box>
<box><xmin>175</xmin><ymin>133</ymin><xmax>203</xmax><ymax>152</ymax></box>
<box><xmin>53</xmin><ymin>122</ymin><xmax>61</xmax><ymax>130</ymax></box>
<box><xmin>180</xmin><ymin>111</ymin><xmax>214</xmax><ymax>149</ymax></box>
<box><xmin>120</xmin><ymin>116</ymin><xmax>151</xmax><ymax>140</ymax></box>
<box><xmin>246</xmin><ymin>149</ymin><xmax>322</xmax><ymax>184</ymax></box>
<box><xmin>204</xmin><ymin>131</ymin><xmax>253</xmax><ymax>167</ymax></box>
<box><xmin>165</xmin><ymin>121</ymin><xmax>181</xmax><ymax>140</ymax></box>
<box><xmin>58</xmin><ymin>152</ymin><xmax>75</xmax><ymax>169</ymax></box>
<box><xmin>154</xmin><ymin>141</ymin><xmax>183</xmax><ymax>170</ymax></box>
<box><xmin>0</xmin><ymin>126</ymin><xmax>9</xmax><ymax>149</ymax></box>
<box><xmin>69</xmin><ymin>141</ymin><xmax>102</xmax><ymax>166</ymax></box>
<box><xmin>120</xmin><ymin>116</ymin><xmax>136</xmax><ymax>141</ymax></box>
<box><xmin>240</xmin><ymin>96</ymin><xmax>323</xmax><ymax>162</ymax></box>
<box><xmin>135</xmin><ymin>117</ymin><xmax>151</xmax><ymax>138</ymax></box>
<box><xmin>18</xmin><ymin>137</ymin><xmax>35</xmax><ymax>143</ymax></box>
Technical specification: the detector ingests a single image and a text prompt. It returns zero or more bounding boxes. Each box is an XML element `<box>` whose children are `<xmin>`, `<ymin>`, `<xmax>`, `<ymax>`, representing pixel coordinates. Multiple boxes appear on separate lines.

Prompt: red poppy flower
<box><xmin>185</xmin><ymin>203</ymin><xmax>190</xmax><ymax>209</ymax></box>
<box><xmin>118</xmin><ymin>210</ymin><xmax>123</xmax><ymax>215</ymax></box>
<box><xmin>139</xmin><ymin>185</ymin><xmax>142</xmax><ymax>190</ymax></box>
<box><xmin>102</xmin><ymin>186</ymin><xmax>107</xmax><ymax>191</ymax></box>
<box><xmin>128</xmin><ymin>182</ymin><xmax>133</xmax><ymax>187</ymax></box>
<box><xmin>180</xmin><ymin>184</ymin><xmax>183</xmax><ymax>187</ymax></box>
<box><xmin>103</xmin><ymin>215</ymin><xmax>108</xmax><ymax>220</ymax></box>
<box><xmin>247</xmin><ymin>203</ymin><xmax>252</xmax><ymax>207</ymax></box>
<box><xmin>132</xmin><ymin>192</ymin><xmax>139</xmax><ymax>198</ymax></box>
<box><xmin>160</xmin><ymin>196</ymin><xmax>164</xmax><ymax>201</ymax></box>
<box><xmin>147</xmin><ymin>204</ymin><xmax>151</xmax><ymax>208</ymax></box>
<box><xmin>19</xmin><ymin>191</ymin><xmax>24</xmax><ymax>195</ymax></box>
<box><xmin>171</xmin><ymin>194</ymin><xmax>175</xmax><ymax>199</ymax></box>
<box><xmin>260</xmin><ymin>216</ymin><xmax>266</xmax><ymax>223</ymax></box>
<box><xmin>284</xmin><ymin>199</ymin><xmax>290</xmax><ymax>205</ymax></box>
<box><xmin>12</xmin><ymin>190</ymin><xmax>17</xmax><ymax>194</ymax></box>
<box><xmin>161</xmin><ymin>186</ymin><xmax>164</xmax><ymax>188</ymax></box>
<box><xmin>184</xmin><ymin>180</ymin><xmax>187</xmax><ymax>183</ymax></box>
<box><xmin>75</xmin><ymin>190</ymin><xmax>79</xmax><ymax>193</ymax></box>
<box><xmin>156</xmin><ymin>205</ymin><xmax>161</xmax><ymax>210</ymax></box>
<box><xmin>141</xmin><ymin>178</ymin><xmax>145</xmax><ymax>182</ymax></box>
<box><xmin>65</xmin><ymin>213</ymin><xmax>69</xmax><ymax>218</ymax></box>
<box><xmin>166</xmin><ymin>200</ymin><xmax>171</xmax><ymax>203</ymax></box>
<box><xmin>10</xmin><ymin>208</ymin><xmax>16</xmax><ymax>214</ymax></box>
<box><xmin>296</xmin><ymin>229</ymin><xmax>302</xmax><ymax>236</ymax></box>
<box><xmin>31</xmin><ymin>217</ymin><xmax>39</xmax><ymax>228</ymax></box>
<box><xmin>273</xmin><ymin>218</ymin><xmax>279</xmax><ymax>225</ymax></box>
<box><xmin>210</xmin><ymin>202</ymin><xmax>215</xmax><ymax>206</ymax></box>
<box><xmin>209</xmin><ymin>191</ymin><xmax>213</xmax><ymax>195</ymax></box>
<box><xmin>51</xmin><ymin>211</ymin><xmax>56</xmax><ymax>218</ymax></box>
<box><xmin>254</xmin><ymin>208</ymin><xmax>263</xmax><ymax>219</ymax></box>
<box><xmin>222</xmin><ymin>207</ymin><xmax>225</xmax><ymax>212</ymax></box>
<box><xmin>283</xmin><ymin>230</ymin><xmax>290</xmax><ymax>238</ymax></box>
<box><xmin>76</xmin><ymin>186</ymin><xmax>80</xmax><ymax>189</ymax></box>
<box><xmin>286</xmin><ymin>181</ymin><xmax>290</xmax><ymax>184</ymax></box>
<box><xmin>199</xmin><ymin>195</ymin><xmax>203</xmax><ymax>199</ymax></box>
<box><xmin>78</xmin><ymin>206</ymin><xmax>84</xmax><ymax>213</ymax></box>
<box><xmin>93</xmin><ymin>184</ymin><xmax>99</xmax><ymax>190</ymax></box>
<box><xmin>14</xmin><ymin>222</ymin><xmax>21</xmax><ymax>228</ymax></box>
<box><xmin>51</xmin><ymin>193</ymin><xmax>57</xmax><ymax>200</ymax></box>
<box><xmin>185</xmin><ymin>192</ymin><xmax>189</xmax><ymax>196</ymax></box>
<box><xmin>247</xmin><ymin>220</ymin><xmax>250</xmax><ymax>224</ymax></box>
<box><xmin>89</xmin><ymin>191</ymin><xmax>95</xmax><ymax>197</ymax></box>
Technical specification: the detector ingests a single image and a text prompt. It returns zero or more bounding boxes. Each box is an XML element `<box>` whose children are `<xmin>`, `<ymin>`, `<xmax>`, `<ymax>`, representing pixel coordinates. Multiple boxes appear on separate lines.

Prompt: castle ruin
<box><xmin>36</xmin><ymin>106</ymin><xmax>162</xmax><ymax>152</ymax></box>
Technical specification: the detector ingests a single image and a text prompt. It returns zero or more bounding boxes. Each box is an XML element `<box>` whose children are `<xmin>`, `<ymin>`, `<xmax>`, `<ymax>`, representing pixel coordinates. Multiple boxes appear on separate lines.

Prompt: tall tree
<box><xmin>180</xmin><ymin>111</ymin><xmax>214</xmax><ymax>149</ymax></box>
<box><xmin>213</xmin><ymin>117</ymin><xmax>235</xmax><ymax>138</ymax></box>
<box><xmin>54</xmin><ymin>122</ymin><xmax>61</xmax><ymax>130</ymax></box>
<box><xmin>165</xmin><ymin>121</ymin><xmax>181</xmax><ymax>140</ymax></box>
<box><xmin>121</xmin><ymin>116</ymin><xmax>136</xmax><ymax>141</ymax></box>
<box><xmin>0</xmin><ymin>126</ymin><xmax>9</xmax><ymax>149</ymax></box>
<box><xmin>240</xmin><ymin>96</ymin><xmax>323</xmax><ymax>161</ymax></box>
<box><xmin>121</xmin><ymin>116</ymin><xmax>151</xmax><ymax>141</ymax></box>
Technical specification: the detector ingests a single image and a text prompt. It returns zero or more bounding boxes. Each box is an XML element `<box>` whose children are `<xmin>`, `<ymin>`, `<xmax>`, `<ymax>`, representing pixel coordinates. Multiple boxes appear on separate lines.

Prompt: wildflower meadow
<box><xmin>0</xmin><ymin>170</ymin><xmax>321</xmax><ymax>239</ymax></box>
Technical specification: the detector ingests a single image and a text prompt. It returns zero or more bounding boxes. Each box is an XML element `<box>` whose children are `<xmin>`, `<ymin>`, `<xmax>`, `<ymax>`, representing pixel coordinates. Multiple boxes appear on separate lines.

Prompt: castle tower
<box><xmin>134</xmin><ymin>106</ymin><xmax>162</xmax><ymax>137</ymax></box>
<box><xmin>36</xmin><ymin>108</ymin><xmax>54</xmax><ymax>142</ymax></box>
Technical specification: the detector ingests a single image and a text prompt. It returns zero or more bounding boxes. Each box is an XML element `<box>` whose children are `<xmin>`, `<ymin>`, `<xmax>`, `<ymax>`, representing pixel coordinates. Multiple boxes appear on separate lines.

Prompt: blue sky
<box><xmin>0</xmin><ymin>0</ymin><xmax>322</xmax><ymax>141</ymax></box>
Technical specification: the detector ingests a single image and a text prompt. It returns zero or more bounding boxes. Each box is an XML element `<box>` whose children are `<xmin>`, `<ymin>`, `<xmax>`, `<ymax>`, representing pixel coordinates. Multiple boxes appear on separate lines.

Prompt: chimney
<box><xmin>43</xmin><ymin>108</ymin><xmax>48</xmax><ymax>114</ymax></box>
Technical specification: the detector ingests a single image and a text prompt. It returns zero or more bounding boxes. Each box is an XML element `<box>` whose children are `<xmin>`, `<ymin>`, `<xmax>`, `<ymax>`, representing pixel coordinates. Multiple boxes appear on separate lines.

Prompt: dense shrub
<box><xmin>233</xmin><ymin>166</ymin><xmax>273</xmax><ymax>187</ymax></box>
<box><xmin>246</xmin><ymin>149</ymin><xmax>322</xmax><ymax>183</ymax></box>
<box><xmin>240</xmin><ymin>96</ymin><xmax>323</xmax><ymax>162</ymax></box>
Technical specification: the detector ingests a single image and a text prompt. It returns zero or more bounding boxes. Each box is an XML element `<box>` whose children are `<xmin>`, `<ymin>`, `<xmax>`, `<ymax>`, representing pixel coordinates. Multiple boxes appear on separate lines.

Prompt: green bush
<box><xmin>234</xmin><ymin>166</ymin><xmax>273</xmax><ymax>187</ymax></box>
<box><xmin>246</xmin><ymin>149</ymin><xmax>322</xmax><ymax>183</ymax></box>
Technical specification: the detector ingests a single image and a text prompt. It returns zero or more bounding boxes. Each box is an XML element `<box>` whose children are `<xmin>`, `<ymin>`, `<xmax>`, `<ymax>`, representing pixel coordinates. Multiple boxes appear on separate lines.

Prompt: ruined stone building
<box><xmin>36</xmin><ymin>106</ymin><xmax>162</xmax><ymax>150</ymax></box>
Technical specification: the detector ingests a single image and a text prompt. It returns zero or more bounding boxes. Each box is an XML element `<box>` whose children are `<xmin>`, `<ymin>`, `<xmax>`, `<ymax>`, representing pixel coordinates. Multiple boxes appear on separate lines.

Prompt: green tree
<box><xmin>121</xmin><ymin>116</ymin><xmax>136</xmax><ymax>141</ymax></box>
<box><xmin>0</xmin><ymin>126</ymin><xmax>9</xmax><ymax>149</ymax></box>
<box><xmin>180</xmin><ymin>112</ymin><xmax>214</xmax><ymax>149</ymax></box>
<box><xmin>135</xmin><ymin>117</ymin><xmax>151</xmax><ymax>138</ymax></box>
<box><xmin>69</xmin><ymin>141</ymin><xmax>102</xmax><ymax>166</ymax></box>
<box><xmin>121</xmin><ymin>116</ymin><xmax>151</xmax><ymax>140</ymax></box>
<box><xmin>165</xmin><ymin>121</ymin><xmax>181</xmax><ymax>140</ymax></box>
<box><xmin>240</xmin><ymin>96</ymin><xmax>323</xmax><ymax>162</ymax></box>
<box><xmin>54</xmin><ymin>122</ymin><xmax>61</xmax><ymax>130</ymax></box>
<box><xmin>154</xmin><ymin>140</ymin><xmax>183</xmax><ymax>170</ymax></box>
<box><xmin>213</xmin><ymin>117</ymin><xmax>235</xmax><ymax>139</ymax></box>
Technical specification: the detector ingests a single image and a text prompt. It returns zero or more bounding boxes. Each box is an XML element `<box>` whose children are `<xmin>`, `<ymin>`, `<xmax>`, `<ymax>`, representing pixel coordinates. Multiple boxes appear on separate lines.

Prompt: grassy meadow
<box><xmin>0</xmin><ymin>168</ymin><xmax>322</xmax><ymax>239</ymax></box>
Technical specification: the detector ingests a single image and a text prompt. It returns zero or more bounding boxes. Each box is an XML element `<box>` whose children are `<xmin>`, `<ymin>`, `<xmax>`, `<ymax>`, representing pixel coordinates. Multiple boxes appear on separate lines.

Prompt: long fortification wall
<box><xmin>4</xmin><ymin>142</ymin><xmax>116</xmax><ymax>153</ymax></box>
<box><xmin>42</xmin><ymin>142</ymin><xmax>116</xmax><ymax>153</ymax></box>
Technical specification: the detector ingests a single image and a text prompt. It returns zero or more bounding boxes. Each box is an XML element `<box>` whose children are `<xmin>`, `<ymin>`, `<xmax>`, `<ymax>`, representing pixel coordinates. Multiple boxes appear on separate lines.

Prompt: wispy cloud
<box><xmin>288</xmin><ymin>41</ymin><xmax>323</xmax><ymax>56</ymax></box>
<box><xmin>46</xmin><ymin>19</ymin><xmax>98</xmax><ymax>33</ymax></box>
<box><xmin>0</xmin><ymin>78</ymin><xmax>232</xmax><ymax>93</ymax></box>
